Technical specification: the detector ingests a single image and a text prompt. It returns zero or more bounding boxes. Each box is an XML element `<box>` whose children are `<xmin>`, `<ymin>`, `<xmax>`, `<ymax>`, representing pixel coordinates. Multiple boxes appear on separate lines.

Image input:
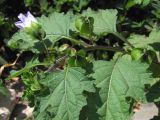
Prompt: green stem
<box><xmin>61</xmin><ymin>36</ymin><xmax>91</xmax><ymax>48</ymax></box>
<box><xmin>41</xmin><ymin>40</ymin><xmax>50</xmax><ymax>59</ymax></box>
<box><xmin>113</xmin><ymin>32</ymin><xmax>134</xmax><ymax>48</ymax></box>
<box><xmin>85</xmin><ymin>45</ymin><xmax>126</xmax><ymax>53</ymax></box>
<box><xmin>46</xmin><ymin>34</ymin><xmax>91</xmax><ymax>48</ymax></box>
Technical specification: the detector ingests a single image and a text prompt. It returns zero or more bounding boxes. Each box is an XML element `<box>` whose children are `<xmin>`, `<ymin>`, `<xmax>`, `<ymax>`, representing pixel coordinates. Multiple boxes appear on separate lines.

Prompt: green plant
<box><xmin>1</xmin><ymin>0</ymin><xmax>160</xmax><ymax>120</ymax></box>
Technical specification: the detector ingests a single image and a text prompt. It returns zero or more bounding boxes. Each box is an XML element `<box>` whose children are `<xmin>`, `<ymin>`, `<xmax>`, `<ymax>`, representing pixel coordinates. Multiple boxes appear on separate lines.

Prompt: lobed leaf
<box><xmin>38</xmin><ymin>12</ymin><xmax>76</xmax><ymax>43</ymax></box>
<box><xmin>83</xmin><ymin>8</ymin><xmax>117</xmax><ymax>36</ymax></box>
<box><xmin>35</xmin><ymin>66</ymin><xmax>95</xmax><ymax>120</ymax></box>
<box><xmin>127</xmin><ymin>30</ymin><xmax>160</xmax><ymax>52</ymax></box>
<box><xmin>92</xmin><ymin>58</ymin><xmax>151</xmax><ymax>120</ymax></box>
<box><xmin>8</xmin><ymin>31</ymin><xmax>40</xmax><ymax>53</ymax></box>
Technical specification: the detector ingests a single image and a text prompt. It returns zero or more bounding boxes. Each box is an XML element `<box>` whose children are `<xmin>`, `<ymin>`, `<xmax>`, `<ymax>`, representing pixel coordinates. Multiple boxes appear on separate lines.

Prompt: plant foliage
<box><xmin>1</xmin><ymin>0</ymin><xmax>160</xmax><ymax>120</ymax></box>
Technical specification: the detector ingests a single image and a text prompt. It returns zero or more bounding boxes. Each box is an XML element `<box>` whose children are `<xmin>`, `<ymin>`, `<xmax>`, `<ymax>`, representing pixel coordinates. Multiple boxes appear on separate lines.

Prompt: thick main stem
<box><xmin>46</xmin><ymin>33</ymin><xmax>126</xmax><ymax>52</ymax></box>
<box><xmin>85</xmin><ymin>45</ymin><xmax>125</xmax><ymax>53</ymax></box>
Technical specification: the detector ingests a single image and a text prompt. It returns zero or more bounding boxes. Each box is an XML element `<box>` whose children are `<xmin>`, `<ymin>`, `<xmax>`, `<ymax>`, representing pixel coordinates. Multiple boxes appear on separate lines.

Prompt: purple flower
<box><xmin>15</xmin><ymin>11</ymin><xmax>38</xmax><ymax>29</ymax></box>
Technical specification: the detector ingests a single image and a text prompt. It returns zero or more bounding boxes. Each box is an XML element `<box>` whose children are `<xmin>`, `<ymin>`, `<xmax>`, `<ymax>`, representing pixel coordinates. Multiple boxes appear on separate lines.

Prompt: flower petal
<box><xmin>23</xmin><ymin>19</ymin><xmax>32</xmax><ymax>28</ymax></box>
<box><xmin>18</xmin><ymin>13</ymin><xmax>27</xmax><ymax>23</ymax></box>
<box><xmin>15</xmin><ymin>21</ymin><xmax>25</xmax><ymax>29</ymax></box>
<box><xmin>26</xmin><ymin>11</ymin><xmax>37</xmax><ymax>23</ymax></box>
<box><xmin>15</xmin><ymin>11</ymin><xmax>38</xmax><ymax>29</ymax></box>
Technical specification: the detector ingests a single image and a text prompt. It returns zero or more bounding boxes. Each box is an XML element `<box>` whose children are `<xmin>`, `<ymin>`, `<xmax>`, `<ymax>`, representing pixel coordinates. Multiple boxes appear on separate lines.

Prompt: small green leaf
<box><xmin>126</xmin><ymin>0</ymin><xmax>150</xmax><ymax>9</ymax></box>
<box><xmin>22</xmin><ymin>72</ymin><xmax>42</xmax><ymax>102</ymax></box>
<box><xmin>24</xmin><ymin>0</ymin><xmax>34</xmax><ymax>6</ymax></box>
<box><xmin>131</xmin><ymin>48</ymin><xmax>143</xmax><ymax>60</ymax></box>
<box><xmin>75</xmin><ymin>16</ymin><xmax>94</xmax><ymax>39</ymax></box>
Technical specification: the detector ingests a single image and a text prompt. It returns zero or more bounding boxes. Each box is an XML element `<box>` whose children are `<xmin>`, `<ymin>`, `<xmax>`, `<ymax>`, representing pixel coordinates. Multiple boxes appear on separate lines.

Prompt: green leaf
<box><xmin>127</xmin><ymin>30</ymin><xmax>160</xmax><ymax>52</ymax></box>
<box><xmin>146</xmin><ymin>82</ymin><xmax>160</xmax><ymax>103</ymax></box>
<box><xmin>8</xmin><ymin>30</ymin><xmax>52</xmax><ymax>53</ymax></box>
<box><xmin>131</xmin><ymin>48</ymin><xmax>143</xmax><ymax>60</ymax></box>
<box><xmin>38</xmin><ymin>12</ymin><xmax>75</xmax><ymax>43</ymax></box>
<box><xmin>24</xmin><ymin>0</ymin><xmax>34</xmax><ymax>6</ymax></box>
<box><xmin>35</xmin><ymin>67</ymin><xmax>95</xmax><ymax>120</ymax></box>
<box><xmin>126</xmin><ymin>0</ymin><xmax>150</xmax><ymax>9</ymax></box>
<box><xmin>75</xmin><ymin>16</ymin><xmax>94</xmax><ymax>40</ymax></box>
<box><xmin>8</xmin><ymin>30</ymin><xmax>40</xmax><ymax>53</ymax></box>
<box><xmin>39</xmin><ymin>0</ymin><xmax>48</xmax><ymax>11</ymax></box>
<box><xmin>151</xmin><ymin>0</ymin><xmax>160</xmax><ymax>19</ymax></box>
<box><xmin>22</xmin><ymin>72</ymin><xmax>42</xmax><ymax>103</ymax></box>
<box><xmin>92</xmin><ymin>58</ymin><xmax>151</xmax><ymax>120</ymax></box>
<box><xmin>73</xmin><ymin>0</ymin><xmax>90</xmax><ymax>12</ymax></box>
<box><xmin>83</xmin><ymin>8</ymin><xmax>117</xmax><ymax>36</ymax></box>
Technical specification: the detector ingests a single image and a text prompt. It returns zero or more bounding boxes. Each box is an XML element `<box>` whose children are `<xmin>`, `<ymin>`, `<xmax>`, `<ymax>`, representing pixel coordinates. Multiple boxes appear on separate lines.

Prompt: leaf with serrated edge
<box><xmin>92</xmin><ymin>58</ymin><xmax>151</xmax><ymax>120</ymax></box>
<box><xmin>8</xmin><ymin>31</ymin><xmax>40</xmax><ymax>53</ymax></box>
<box><xmin>83</xmin><ymin>8</ymin><xmax>117</xmax><ymax>36</ymax></box>
<box><xmin>35</xmin><ymin>67</ymin><xmax>95</xmax><ymax>120</ymax></box>
<box><xmin>127</xmin><ymin>30</ymin><xmax>160</xmax><ymax>51</ymax></box>
<box><xmin>38</xmin><ymin>12</ymin><xmax>75</xmax><ymax>43</ymax></box>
